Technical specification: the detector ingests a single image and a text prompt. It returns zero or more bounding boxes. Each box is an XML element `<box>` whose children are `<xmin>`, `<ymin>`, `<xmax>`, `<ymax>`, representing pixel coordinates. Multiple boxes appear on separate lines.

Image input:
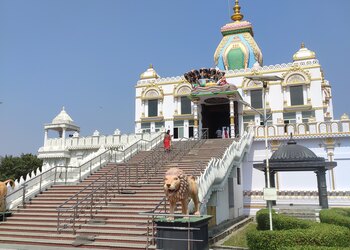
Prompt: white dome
<box><xmin>293</xmin><ymin>42</ymin><xmax>316</xmax><ymax>61</ymax></box>
<box><xmin>52</xmin><ymin>107</ymin><xmax>74</xmax><ymax>124</ymax></box>
<box><xmin>140</xmin><ymin>64</ymin><xmax>160</xmax><ymax>80</ymax></box>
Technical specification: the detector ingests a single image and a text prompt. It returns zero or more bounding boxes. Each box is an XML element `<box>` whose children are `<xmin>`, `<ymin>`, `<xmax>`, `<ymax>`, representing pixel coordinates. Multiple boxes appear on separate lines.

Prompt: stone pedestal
<box><xmin>155</xmin><ymin>215</ymin><xmax>212</xmax><ymax>250</ymax></box>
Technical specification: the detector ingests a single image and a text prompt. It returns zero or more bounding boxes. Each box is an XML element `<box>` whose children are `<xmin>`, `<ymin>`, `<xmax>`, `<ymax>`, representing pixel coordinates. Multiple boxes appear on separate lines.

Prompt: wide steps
<box><xmin>0</xmin><ymin>236</ymin><xmax>148</xmax><ymax>250</ymax></box>
<box><xmin>0</xmin><ymin>138</ymin><xmax>236</xmax><ymax>249</ymax></box>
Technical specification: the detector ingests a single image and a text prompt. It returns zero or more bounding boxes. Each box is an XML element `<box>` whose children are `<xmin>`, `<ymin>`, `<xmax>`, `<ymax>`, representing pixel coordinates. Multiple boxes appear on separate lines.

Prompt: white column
<box><xmin>193</xmin><ymin>99</ymin><xmax>199</xmax><ymax>138</ymax></box>
<box><xmin>229</xmin><ymin>98</ymin><xmax>235</xmax><ymax>138</ymax></box>
<box><xmin>159</xmin><ymin>99</ymin><xmax>163</xmax><ymax>116</ymax></box>
<box><xmin>176</xmin><ymin>97</ymin><xmax>180</xmax><ymax>115</ymax></box>
<box><xmin>141</xmin><ymin>100</ymin><xmax>145</xmax><ymax>117</ymax></box>
<box><xmin>44</xmin><ymin>129</ymin><xmax>48</xmax><ymax>146</ymax></box>
<box><xmin>62</xmin><ymin>128</ymin><xmax>66</xmax><ymax>147</ymax></box>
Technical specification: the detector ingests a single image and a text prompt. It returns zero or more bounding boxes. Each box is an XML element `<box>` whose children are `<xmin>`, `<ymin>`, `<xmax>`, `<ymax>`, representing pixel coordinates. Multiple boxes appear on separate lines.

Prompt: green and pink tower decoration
<box><xmin>214</xmin><ymin>0</ymin><xmax>263</xmax><ymax>71</ymax></box>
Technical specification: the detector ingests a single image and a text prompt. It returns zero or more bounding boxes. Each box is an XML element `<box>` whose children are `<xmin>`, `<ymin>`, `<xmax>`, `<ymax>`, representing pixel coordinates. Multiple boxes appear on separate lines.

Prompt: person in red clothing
<box><xmin>223</xmin><ymin>127</ymin><xmax>229</xmax><ymax>138</ymax></box>
<box><xmin>163</xmin><ymin>130</ymin><xmax>172</xmax><ymax>152</ymax></box>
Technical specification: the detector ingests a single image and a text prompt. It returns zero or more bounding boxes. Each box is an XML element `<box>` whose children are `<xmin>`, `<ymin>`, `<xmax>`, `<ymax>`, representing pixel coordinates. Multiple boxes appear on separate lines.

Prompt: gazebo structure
<box><xmin>254</xmin><ymin>138</ymin><xmax>337</xmax><ymax>209</ymax></box>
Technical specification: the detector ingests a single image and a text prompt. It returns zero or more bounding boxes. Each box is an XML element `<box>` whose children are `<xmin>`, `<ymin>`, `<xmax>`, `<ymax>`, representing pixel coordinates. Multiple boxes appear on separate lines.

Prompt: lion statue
<box><xmin>0</xmin><ymin>179</ymin><xmax>15</xmax><ymax>213</ymax></box>
<box><xmin>163</xmin><ymin>167</ymin><xmax>200</xmax><ymax>220</ymax></box>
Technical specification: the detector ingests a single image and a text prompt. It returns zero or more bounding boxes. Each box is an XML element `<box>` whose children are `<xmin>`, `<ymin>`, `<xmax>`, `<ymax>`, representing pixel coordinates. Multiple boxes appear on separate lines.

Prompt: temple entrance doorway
<box><xmin>201</xmin><ymin>103</ymin><xmax>230</xmax><ymax>139</ymax></box>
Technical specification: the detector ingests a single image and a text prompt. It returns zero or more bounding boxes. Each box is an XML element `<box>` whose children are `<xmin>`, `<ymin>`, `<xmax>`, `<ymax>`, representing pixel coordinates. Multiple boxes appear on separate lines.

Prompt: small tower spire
<box><xmin>231</xmin><ymin>0</ymin><xmax>244</xmax><ymax>22</ymax></box>
<box><xmin>301</xmin><ymin>42</ymin><xmax>305</xmax><ymax>48</ymax></box>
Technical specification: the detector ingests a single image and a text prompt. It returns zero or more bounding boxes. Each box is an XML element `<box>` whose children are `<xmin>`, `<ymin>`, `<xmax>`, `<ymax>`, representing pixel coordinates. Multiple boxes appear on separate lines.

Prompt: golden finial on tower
<box><xmin>301</xmin><ymin>42</ymin><xmax>305</xmax><ymax>48</ymax></box>
<box><xmin>231</xmin><ymin>0</ymin><xmax>244</xmax><ymax>22</ymax></box>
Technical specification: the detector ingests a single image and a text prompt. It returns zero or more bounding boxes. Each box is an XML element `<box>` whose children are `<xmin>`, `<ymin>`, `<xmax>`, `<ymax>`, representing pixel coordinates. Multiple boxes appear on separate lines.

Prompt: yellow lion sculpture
<box><xmin>163</xmin><ymin>167</ymin><xmax>200</xmax><ymax>220</ymax></box>
<box><xmin>0</xmin><ymin>179</ymin><xmax>15</xmax><ymax>213</ymax></box>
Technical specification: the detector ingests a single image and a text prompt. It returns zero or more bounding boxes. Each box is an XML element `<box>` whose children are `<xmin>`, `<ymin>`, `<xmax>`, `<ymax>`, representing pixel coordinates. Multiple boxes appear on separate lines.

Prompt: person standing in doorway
<box><xmin>223</xmin><ymin>127</ymin><xmax>229</xmax><ymax>138</ymax></box>
<box><xmin>216</xmin><ymin>128</ymin><xmax>222</xmax><ymax>138</ymax></box>
<box><xmin>163</xmin><ymin>130</ymin><xmax>172</xmax><ymax>152</ymax></box>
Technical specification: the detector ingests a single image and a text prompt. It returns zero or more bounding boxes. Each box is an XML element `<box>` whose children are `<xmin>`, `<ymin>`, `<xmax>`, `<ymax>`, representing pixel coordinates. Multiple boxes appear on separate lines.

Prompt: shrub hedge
<box><xmin>283</xmin><ymin>247</ymin><xmax>350</xmax><ymax>250</ymax></box>
<box><xmin>256</xmin><ymin>209</ymin><xmax>312</xmax><ymax>230</ymax></box>
<box><xmin>320</xmin><ymin>208</ymin><xmax>350</xmax><ymax>229</ymax></box>
<box><xmin>247</xmin><ymin>209</ymin><xmax>350</xmax><ymax>250</ymax></box>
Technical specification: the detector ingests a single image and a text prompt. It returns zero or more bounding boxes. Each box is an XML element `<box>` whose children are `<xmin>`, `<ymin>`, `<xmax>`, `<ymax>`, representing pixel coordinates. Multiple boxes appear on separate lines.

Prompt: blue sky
<box><xmin>1</xmin><ymin>0</ymin><xmax>349</xmax><ymax>156</ymax></box>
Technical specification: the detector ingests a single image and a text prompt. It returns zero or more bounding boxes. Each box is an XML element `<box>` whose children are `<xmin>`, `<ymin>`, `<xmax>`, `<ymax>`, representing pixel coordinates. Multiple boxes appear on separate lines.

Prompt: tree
<box><xmin>0</xmin><ymin>154</ymin><xmax>43</xmax><ymax>181</ymax></box>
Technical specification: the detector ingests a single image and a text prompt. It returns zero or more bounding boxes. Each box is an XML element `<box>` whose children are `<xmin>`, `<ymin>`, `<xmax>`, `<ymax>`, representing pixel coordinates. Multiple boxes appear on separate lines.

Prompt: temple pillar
<box><xmin>269</xmin><ymin>171</ymin><xmax>276</xmax><ymax>206</ymax></box>
<box><xmin>234</xmin><ymin>101</ymin><xmax>239</xmax><ymax>137</ymax></box>
<box><xmin>193</xmin><ymin>99</ymin><xmax>199</xmax><ymax>138</ymax></box>
<box><xmin>269</xmin><ymin>172</ymin><xmax>276</xmax><ymax>188</ymax></box>
<box><xmin>159</xmin><ymin>99</ymin><xmax>163</xmax><ymax>116</ymax></box>
<box><xmin>264</xmin><ymin>170</ymin><xmax>268</xmax><ymax>188</ymax></box>
<box><xmin>62</xmin><ymin>128</ymin><xmax>66</xmax><ymax>147</ymax></box>
<box><xmin>141</xmin><ymin>100</ymin><xmax>145</xmax><ymax>117</ymax></box>
<box><xmin>229</xmin><ymin>97</ymin><xmax>235</xmax><ymax>138</ymax></box>
<box><xmin>316</xmin><ymin>168</ymin><xmax>328</xmax><ymax>209</ymax></box>
<box><xmin>44</xmin><ymin>129</ymin><xmax>48</xmax><ymax>146</ymax></box>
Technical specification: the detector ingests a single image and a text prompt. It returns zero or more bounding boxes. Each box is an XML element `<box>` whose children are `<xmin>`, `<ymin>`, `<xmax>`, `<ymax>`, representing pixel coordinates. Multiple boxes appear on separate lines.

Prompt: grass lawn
<box><xmin>223</xmin><ymin>222</ymin><xmax>257</xmax><ymax>248</ymax></box>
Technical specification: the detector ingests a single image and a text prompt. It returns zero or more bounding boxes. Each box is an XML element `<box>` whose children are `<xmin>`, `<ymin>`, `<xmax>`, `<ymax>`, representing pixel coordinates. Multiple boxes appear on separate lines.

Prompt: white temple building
<box><xmin>134</xmin><ymin>1</ymin><xmax>350</xmax><ymax>215</ymax></box>
<box><xmin>31</xmin><ymin>0</ymin><xmax>350</xmax><ymax>223</ymax></box>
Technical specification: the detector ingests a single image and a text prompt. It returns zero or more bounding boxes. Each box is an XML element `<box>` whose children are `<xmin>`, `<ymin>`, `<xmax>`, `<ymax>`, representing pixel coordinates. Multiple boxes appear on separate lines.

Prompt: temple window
<box><xmin>259</xmin><ymin>114</ymin><xmax>272</xmax><ymax>126</ymax></box>
<box><xmin>148</xmin><ymin>99</ymin><xmax>158</xmax><ymax>117</ymax></box>
<box><xmin>290</xmin><ymin>85</ymin><xmax>304</xmax><ymax>106</ymax></box>
<box><xmin>237</xmin><ymin>167</ymin><xmax>241</xmax><ymax>185</ymax></box>
<box><xmin>155</xmin><ymin>122</ymin><xmax>164</xmax><ymax>132</ymax></box>
<box><xmin>250</xmin><ymin>89</ymin><xmax>263</xmax><ymax>109</ymax></box>
<box><xmin>173</xmin><ymin>120</ymin><xmax>184</xmax><ymax>139</ymax></box>
<box><xmin>228</xmin><ymin>177</ymin><xmax>234</xmax><ymax>208</ymax></box>
<box><xmin>284</xmin><ymin>112</ymin><xmax>296</xmax><ymax>124</ymax></box>
<box><xmin>243</xmin><ymin>115</ymin><xmax>255</xmax><ymax>130</ymax></box>
<box><xmin>302</xmin><ymin>111</ymin><xmax>315</xmax><ymax>123</ymax></box>
<box><xmin>180</xmin><ymin>96</ymin><xmax>192</xmax><ymax>114</ymax></box>
<box><xmin>141</xmin><ymin>122</ymin><xmax>151</xmax><ymax>133</ymax></box>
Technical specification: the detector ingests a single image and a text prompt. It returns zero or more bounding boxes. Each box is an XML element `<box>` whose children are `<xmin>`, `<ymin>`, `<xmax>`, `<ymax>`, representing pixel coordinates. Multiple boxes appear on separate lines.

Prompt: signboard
<box><xmin>263</xmin><ymin>188</ymin><xmax>277</xmax><ymax>201</ymax></box>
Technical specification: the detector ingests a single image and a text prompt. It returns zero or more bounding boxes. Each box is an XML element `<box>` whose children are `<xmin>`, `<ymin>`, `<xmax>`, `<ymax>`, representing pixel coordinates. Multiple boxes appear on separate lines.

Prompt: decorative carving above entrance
<box><xmin>204</xmin><ymin>97</ymin><xmax>229</xmax><ymax>105</ymax></box>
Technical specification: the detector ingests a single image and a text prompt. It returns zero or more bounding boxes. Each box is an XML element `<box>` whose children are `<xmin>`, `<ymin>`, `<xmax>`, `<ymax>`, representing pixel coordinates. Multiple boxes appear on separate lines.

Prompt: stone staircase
<box><xmin>0</xmin><ymin>139</ymin><xmax>235</xmax><ymax>249</ymax></box>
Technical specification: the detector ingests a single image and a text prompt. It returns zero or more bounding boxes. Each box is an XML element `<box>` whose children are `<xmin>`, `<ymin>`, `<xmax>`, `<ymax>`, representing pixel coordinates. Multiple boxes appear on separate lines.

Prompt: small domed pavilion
<box><xmin>254</xmin><ymin>137</ymin><xmax>337</xmax><ymax>209</ymax></box>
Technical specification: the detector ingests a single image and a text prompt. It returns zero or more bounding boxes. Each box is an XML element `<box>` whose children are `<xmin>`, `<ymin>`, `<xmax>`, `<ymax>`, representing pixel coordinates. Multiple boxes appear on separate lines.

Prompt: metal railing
<box><xmin>140</xmin><ymin>129</ymin><xmax>209</xmax><ymax>249</ymax></box>
<box><xmin>136</xmin><ymin>128</ymin><xmax>209</xmax><ymax>183</ymax></box>
<box><xmin>56</xmin><ymin>132</ymin><xmax>164</xmax><ymax>234</ymax></box>
<box><xmin>56</xmin><ymin>129</ymin><xmax>208</xmax><ymax>235</ymax></box>
<box><xmin>5</xmin><ymin>133</ymin><xmax>163</xmax><ymax>211</ymax></box>
<box><xmin>140</xmin><ymin>211</ymin><xmax>205</xmax><ymax>250</ymax></box>
<box><xmin>56</xmin><ymin>165</ymin><xmax>122</xmax><ymax>234</ymax></box>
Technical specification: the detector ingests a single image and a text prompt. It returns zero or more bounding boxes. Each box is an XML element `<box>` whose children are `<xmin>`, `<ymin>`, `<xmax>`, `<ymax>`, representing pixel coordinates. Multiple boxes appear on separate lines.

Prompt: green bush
<box><xmin>247</xmin><ymin>210</ymin><xmax>350</xmax><ymax>250</ymax></box>
<box><xmin>256</xmin><ymin>209</ymin><xmax>312</xmax><ymax>230</ymax></box>
<box><xmin>283</xmin><ymin>247</ymin><xmax>350</xmax><ymax>250</ymax></box>
<box><xmin>320</xmin><ymin>208</ymin><xmax>350</xmax><ymax>229</ymax></box>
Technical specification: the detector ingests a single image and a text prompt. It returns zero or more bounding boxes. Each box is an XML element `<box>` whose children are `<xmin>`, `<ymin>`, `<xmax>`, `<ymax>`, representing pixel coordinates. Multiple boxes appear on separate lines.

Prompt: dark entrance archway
<box><xmin>254</xmin><ymin>138</ymin><xmax>337</xmax><ymax>209</ymax></box>
<box><xmin>201</xmin><ymin>103</ymin><xmax>230</xmax><ymax>139</ymax></box>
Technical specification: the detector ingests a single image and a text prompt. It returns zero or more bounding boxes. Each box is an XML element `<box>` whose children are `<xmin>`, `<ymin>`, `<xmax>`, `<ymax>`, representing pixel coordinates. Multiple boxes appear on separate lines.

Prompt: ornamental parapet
<box><xmin>136</xmin><ymin>60</ymin><xmax>320</xmax><ymax>86</ymax></box>
<box><xmin>39</xmin><ymin>133</ymin><xmax>156</xmax><ymax>153</ymax></box>
<box><xmin>253</xmin><ymin>119</ymin><xmax>350</xmax><ymax>139</ymax></box>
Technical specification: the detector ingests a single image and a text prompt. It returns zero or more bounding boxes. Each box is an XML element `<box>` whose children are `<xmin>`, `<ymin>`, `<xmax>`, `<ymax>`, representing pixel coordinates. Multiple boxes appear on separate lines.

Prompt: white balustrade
<box><xmin>195</xmin><ymin>129</ymin><xmax>254</xmax><ymax>213</ymax></box>
<box><xmin>253</xmin><ymin>120</ymin><xmax>350</xmax><ymax>138</ymax></box>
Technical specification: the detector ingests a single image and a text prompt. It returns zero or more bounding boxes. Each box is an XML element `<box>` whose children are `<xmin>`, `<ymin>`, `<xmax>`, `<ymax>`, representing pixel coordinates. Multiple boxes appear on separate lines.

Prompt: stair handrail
<box><xmin>55</xmin><ymin>132</ymin><xmax>164</xmax><ymax>234</ymax></box>
<box><xmin>5</xmin><ymin>132</ymin><xmax>163</xmax><ymax>211</ymax></box>
<box><xmin>139</xmin><ymin>129</ymin><xmax>209</xmax><ymax>248</ymax></box>
<box><xmin>56</xmin><ymin>163</ymin><xmax>122</xmax><ymax>234</ymax></box>
<box><xmin>55</xmin><ymin>129</ymin><xmax>205</xmax><ymax>235</ymax></box>
<box><xmin>139</xmin><ymin>128</ymin><xmax>208</xmax><ymax>183</ymax></box>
